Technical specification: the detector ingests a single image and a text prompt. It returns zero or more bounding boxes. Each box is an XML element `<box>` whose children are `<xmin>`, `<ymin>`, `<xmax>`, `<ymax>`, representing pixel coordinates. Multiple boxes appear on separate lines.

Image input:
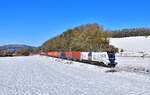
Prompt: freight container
<box><xmin>66</xmin><ymin>52</ymin><xmax>72</xmax><ymax>59</ymax></box>
<box><xmin>47</xmin><ymin>52</ymin><xmax>53</xmax><ymax>56</ymax></box>
<box><xmin>40</xmin><ymin>52</ymin><xmax>47</xmax><ymax>56</ymax></box>
<box><xmin>72</xmin><ymin>51</ymin><xmax>81</xmax><ymax>60</ymax></box>
<box><xmin>61</xmin><ymin>52</ymin><xmax>66</xmax><ymax>58</ymax></box>
<box><xmin>80</xmin><ymin>52</ymin><xmax>89</xmax><ymax>61</ymax></box>
<box><xmin>55</xmin><ymin>52</ymin><xmax>61</xmax><ymax>57</ymax></box>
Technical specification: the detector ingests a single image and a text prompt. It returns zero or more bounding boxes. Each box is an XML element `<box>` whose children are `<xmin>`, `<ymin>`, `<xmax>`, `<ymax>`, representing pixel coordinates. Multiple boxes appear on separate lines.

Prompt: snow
<box><xmin>0</xmin><ymin>55</ymin><xmax>150</xmax><ymax>95</ymax></box>
<box><xmin>110</xmin><ymin>36</ymin><xmax>150</xmax><ymax>52</ymax></box>
<box><xmin>115</xmin><ymin>51</ymin><xmax>146</xmax><ymax>57</ymax></box>
<box><xmin>116</xmin><ymin>57</ymin><xmax>150</xmax><ymax>73</ymax></box>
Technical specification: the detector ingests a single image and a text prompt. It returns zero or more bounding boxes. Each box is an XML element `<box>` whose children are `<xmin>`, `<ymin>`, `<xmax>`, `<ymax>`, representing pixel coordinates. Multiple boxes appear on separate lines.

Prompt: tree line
<box><xmin>0</xmin><ymin>47</ymin><xmax>41</xmax><ymax>57</ymax></box>
<box><xmin>111</xmin><ymin>28</ymin><xmax>150</xmax><ymax>38</ymax></box>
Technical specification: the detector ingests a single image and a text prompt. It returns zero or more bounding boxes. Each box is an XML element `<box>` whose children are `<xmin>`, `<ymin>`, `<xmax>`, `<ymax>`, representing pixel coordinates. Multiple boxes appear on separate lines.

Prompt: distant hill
<box><xmin>0</xmin><ymin>44</ymin><xmax>35</xmax><ymax>51</ymax></box>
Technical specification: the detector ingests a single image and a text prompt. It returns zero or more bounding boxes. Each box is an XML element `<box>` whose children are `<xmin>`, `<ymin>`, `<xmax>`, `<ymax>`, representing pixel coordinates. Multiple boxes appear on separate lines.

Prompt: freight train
<box><xmin>40</xmin><ymin>51</ymin><xmax>117</xmax><ymax>67</ymax></box>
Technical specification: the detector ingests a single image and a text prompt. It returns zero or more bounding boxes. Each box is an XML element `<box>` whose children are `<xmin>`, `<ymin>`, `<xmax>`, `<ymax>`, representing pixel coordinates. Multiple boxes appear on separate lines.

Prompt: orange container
<box><xmin>56</xmin><ymin>52</ymin><xmax>61</xmax><ymax>57</ymax></box>
<box><xmin>53</xmin><ymin>52</ymin><xmax>56</xmax><ymax>56</ymax></box>
<box><xmin>66</xmin><ymin>51</ymin><xmax>81</xmax><ymax>60</ymax></box>
<box><xmin>48</xmin><ymin>52</ymin><xmax>53</xmax><ymax>56</ymax></box>
<box><xmin>54</xmin><ymin>52</ymin><xmax>60</xmax><ymax>57</ymax></box>
<box><xmin>66</xmin><ymin>52</ymin><xmax>72</xmax><ymax>58</ymax></box>
<box><xmin>52</xmin><ymin>52</ymin><xmax>56</xmax><ymax>56</ymax></box>
<box><xmin>48</xmin><ymin>52</ymin><xmax>61</xmax><ymax>57</ymax></box>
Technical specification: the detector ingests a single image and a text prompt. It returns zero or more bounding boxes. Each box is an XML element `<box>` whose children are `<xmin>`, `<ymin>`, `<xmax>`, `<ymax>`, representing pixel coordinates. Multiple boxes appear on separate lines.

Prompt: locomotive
<box><xmin>40</xmin><ymin>51</ymin><xmax>117</xmax><ymax>67</ymax></box>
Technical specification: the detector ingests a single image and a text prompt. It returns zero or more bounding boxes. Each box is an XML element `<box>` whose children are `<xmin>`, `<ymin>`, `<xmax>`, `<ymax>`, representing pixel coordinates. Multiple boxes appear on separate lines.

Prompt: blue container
<box><xmin>61</xmin><ymin>52</ymin><xmax>66</xmax><ymax>58</ymax></box>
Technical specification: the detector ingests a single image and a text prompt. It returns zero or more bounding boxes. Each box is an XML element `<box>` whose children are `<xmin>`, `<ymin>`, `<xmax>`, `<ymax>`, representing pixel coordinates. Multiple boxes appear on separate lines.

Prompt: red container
<box><xmin>40</xmin><ymin>52</ymin><xmax>44</xmax><ymax>55</ymax></box>
<box><xmin>45</xmin><ymin>52</ymin><xmax>47</xmax><ymax>55</ymax></box>
<box><xmin>40</xmin><ymin>52</ymin><xmax>42</xmax><ymax>55</ymax></box>
<box><xmin>40</xmin><ymin>52</ymin><xmax>47</xmax><ymax>55</ymax></box>
<box><xmin>72</xmin><ymin>51</ymin><xmax>81</xmax><ymax>60</ymax></box>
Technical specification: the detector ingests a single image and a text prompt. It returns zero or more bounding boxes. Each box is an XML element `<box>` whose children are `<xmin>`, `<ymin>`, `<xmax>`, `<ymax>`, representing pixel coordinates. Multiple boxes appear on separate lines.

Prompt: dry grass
<box><xmin>105</xmin><ymin>69</ymin><xmax>118</xmax><ymax>73</ymax></box>
<box><xmin>146</xmin><ymin>70</ymin><xmax>150</xmax><ymax>72</ymax></box>
<box><xmin>65</xmin><ymin>61</ymin><xmax>73</xmax><ymax>64</ymax></box>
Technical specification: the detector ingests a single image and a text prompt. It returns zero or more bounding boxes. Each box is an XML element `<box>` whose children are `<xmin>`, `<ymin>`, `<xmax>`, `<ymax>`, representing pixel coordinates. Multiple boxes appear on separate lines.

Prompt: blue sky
<box><xmin>0</xmin><ymin>0</ymin><xmax>150</xmax><ymax>46</ymax></box>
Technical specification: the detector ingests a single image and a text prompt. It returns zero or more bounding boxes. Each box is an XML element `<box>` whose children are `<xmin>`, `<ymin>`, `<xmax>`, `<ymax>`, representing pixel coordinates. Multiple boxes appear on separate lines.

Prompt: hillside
<box><xmin>0</xmin><ymin>44</ymin><xmax>35</xmax><ymax>51</ymax></box>
<box><xmin>40</xmin><ymin>23</ymin><xmax>150</xmax><ymax>53</ymax></box>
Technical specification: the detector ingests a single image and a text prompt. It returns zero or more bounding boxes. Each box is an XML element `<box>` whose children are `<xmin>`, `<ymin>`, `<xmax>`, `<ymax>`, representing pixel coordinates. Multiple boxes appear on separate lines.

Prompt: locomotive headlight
<box><xmin>106</xmin><ymin>60</ymin><xmax>110</xmax><ymax>63</ymax></box>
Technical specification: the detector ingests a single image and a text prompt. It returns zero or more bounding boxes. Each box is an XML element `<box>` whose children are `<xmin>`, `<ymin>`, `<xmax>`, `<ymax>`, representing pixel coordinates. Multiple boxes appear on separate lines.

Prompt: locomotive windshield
<box><xmin>107</xmin><ymin>52</ymin><xmax>115</xmax><ymax>63</ymax></box>
<box><xmin>108</xmin><ymin>53</ymin><xmax>115</xmax><ymax>58</ymax></box>
<box><xmin>107</xmin><ymin>52</ymin><xmax>115</xmax><ymax>61</ymax></box>
<box><xmin>107</xmin><ymin>52</ymin><xmax>115</xmax><ymax>58</ymax></box>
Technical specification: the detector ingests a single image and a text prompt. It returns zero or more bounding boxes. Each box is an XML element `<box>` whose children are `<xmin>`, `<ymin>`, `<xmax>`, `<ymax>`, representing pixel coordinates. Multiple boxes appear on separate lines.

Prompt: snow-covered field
<box><xmin>0</xmin><ymin>55</ymin><xmax>150</xmax><ymax>95</ymax></box>
<box><xmin>110</xmin><ymin>36</ymin><xmax>150</xmax><ymax>57</ymax></box>
<box><xmin>110</xmin><ymin>36</ymin><xmax>150</xmax><ymax>52</ymax></box>
<box><xmin>116</xmin><ymin>57</ymin><xmax>150</xmax><ymax>73</ymax></box>
<box><xmin>110</xmin><ymin>36</ymin><xmax>150</xmax><ymax>72</ymax></box>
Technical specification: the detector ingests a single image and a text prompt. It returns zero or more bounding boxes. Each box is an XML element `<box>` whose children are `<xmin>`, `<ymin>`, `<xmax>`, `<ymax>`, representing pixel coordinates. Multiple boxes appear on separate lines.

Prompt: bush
<box><xmin>0</xmin><ymin>50</ymin><xmax>14</xmax><ymax>56</ymax></box>
<box><xmin>105</xmin><ymin>69</ymin><xmax>118</xmax><ymax>73</ymax></box>
<box><xmin>32</xmin><ymin>47</ymin><xmax>41</xmax><ymax>54</ymax></box>
<box><xmin>120</xmin><ymin>49</ymin><xmax>124</xmax><ymax>52</ymax></box>
<box><xmin>16</xmin><ymin>48</ymin><xmax>31</xmax><ymax>56</ymax></box>
<box><xmin>0</xmin><ymin>50</ymin><xmax>4</xmax><ymax>57</ymax></box>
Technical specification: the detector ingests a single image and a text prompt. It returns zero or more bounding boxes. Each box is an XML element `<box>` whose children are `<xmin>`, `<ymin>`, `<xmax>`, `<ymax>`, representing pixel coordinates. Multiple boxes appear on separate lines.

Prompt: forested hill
<box><xmin>41</xmin><ymin>24</ymin><xmax>118</xmax><ymax>52</ymax></box>
<box><xmin>41</xmin><ymin>24</ymin><xmax>150</xmax><ymax>52</ymax></box>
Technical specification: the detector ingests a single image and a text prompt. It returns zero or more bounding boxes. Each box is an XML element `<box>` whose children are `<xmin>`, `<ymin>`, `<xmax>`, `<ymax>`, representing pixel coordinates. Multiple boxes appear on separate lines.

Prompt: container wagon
<box><xmin>40</xmin><ymin>51</ymin><xmax>117</xmax><ymax>67</ymax></box>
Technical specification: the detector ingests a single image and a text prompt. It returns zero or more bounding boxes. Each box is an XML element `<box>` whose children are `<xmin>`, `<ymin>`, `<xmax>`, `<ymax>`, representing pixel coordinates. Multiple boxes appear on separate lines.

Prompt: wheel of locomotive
<box><xmin>98</xmin><ymin>62</ymin><xmax>107</xmax><ymax>67</ymax></box>
<box><xmin>108</xmin><ymin>62</ymin><xmax>117</xmax><ymax>68</ymax></box>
